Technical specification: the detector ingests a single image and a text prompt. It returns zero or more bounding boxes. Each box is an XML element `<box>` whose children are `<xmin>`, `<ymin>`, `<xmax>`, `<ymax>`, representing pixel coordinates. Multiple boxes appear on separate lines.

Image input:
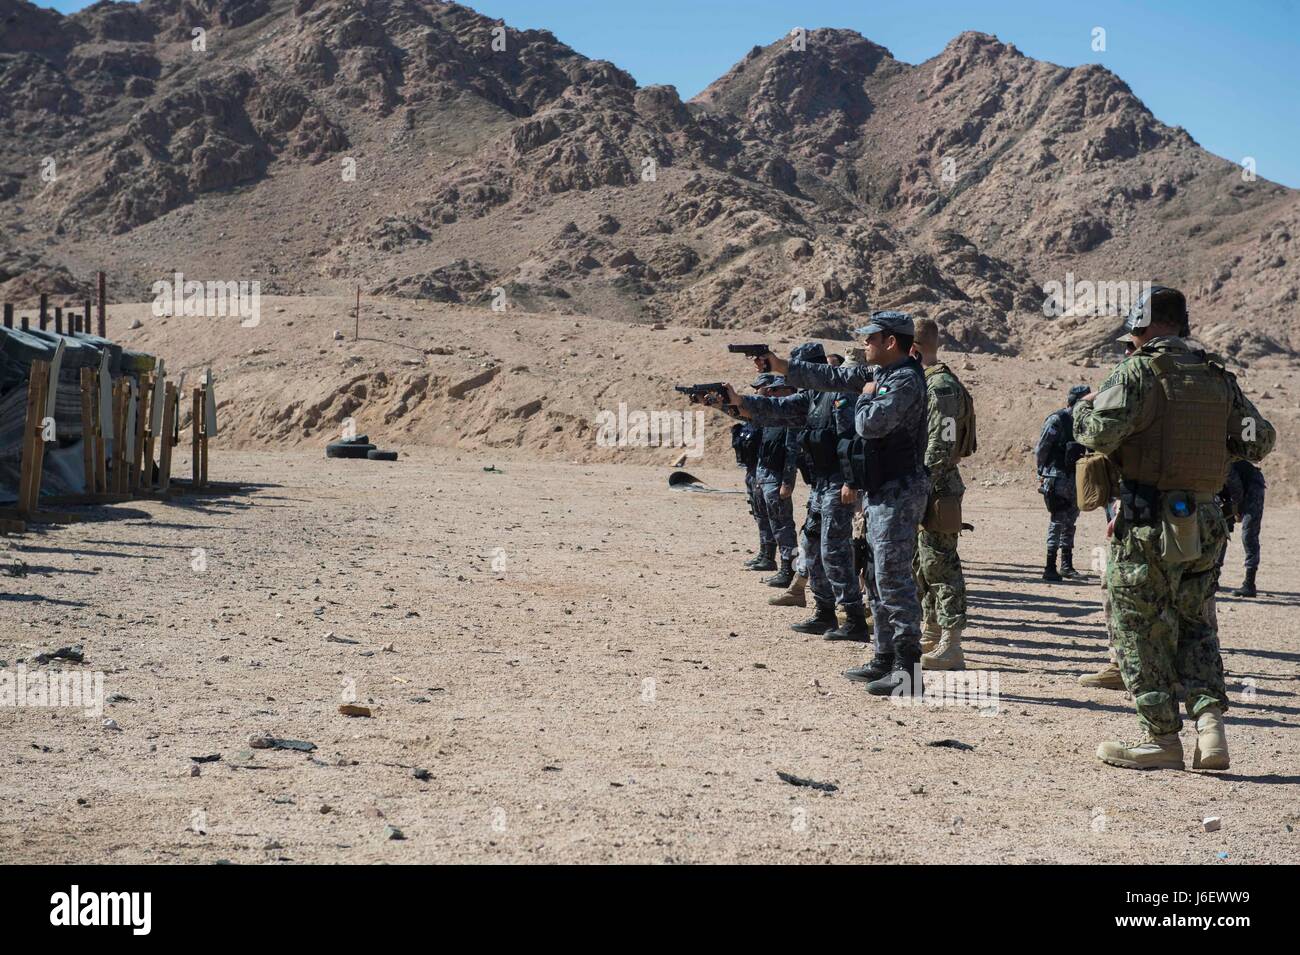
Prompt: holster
<box><xmin>1118</xmin><ymin>480</ymin><xmax>1159</xmax><ymax>526</ymax></box>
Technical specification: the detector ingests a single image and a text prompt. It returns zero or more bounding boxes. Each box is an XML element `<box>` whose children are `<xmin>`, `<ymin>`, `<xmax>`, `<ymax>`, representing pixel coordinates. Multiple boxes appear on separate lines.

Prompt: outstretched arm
<box><xmin>739</xmin><ymin>391</ymin><xmax>812</xmax><ymax>427</ymax></box>
<box><xmin>783</xmin><ymin>360</ymin><xmax>873</xmax><ymax>394</ymax></box>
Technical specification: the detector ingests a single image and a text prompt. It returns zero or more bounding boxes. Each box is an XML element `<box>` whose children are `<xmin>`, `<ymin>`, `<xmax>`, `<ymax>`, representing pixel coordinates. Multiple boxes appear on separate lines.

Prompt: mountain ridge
<box><xmin>2</xmin><ymin>0</ymin><xmax>1296</xmax><ymax>364</ymax></box>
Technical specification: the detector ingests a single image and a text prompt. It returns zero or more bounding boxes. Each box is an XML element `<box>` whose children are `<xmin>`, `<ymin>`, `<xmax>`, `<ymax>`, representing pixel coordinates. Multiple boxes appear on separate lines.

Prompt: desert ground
<box><xmin>2</xmin><ymin>444</ymin><xmax>1297</xmax><ymax>864</ymax></box>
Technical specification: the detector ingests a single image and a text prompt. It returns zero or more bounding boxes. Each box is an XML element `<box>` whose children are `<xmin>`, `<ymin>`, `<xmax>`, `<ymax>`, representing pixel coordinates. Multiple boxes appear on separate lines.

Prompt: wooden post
<box><xmin>3</xmin><ymin>304</ymin><xmax>11</xmax><ymax>328</ymax></box>
<box><xmin>158</xmin><ymin>383</ymin><xmax>176</xmax><ymax>492</ymax></box>
<box><xmin>199</xmin><ymin>383</ymin><xmax>209</xmax><ymax>488</ymax></box>
<box><xmin>133</xmin><ymin>376</ymin><xmax>147</xmax><ymax>490</ymax></box>
<box><xmin>84</xmin><ymin>299</ymin><xmax>92</xmax><ymax>336</ymax></box>
<box><xmin>191</xmin><ymin>387</ymin><xmax>203</xmax><ymax>489</ymax></box>
<box><xmin>20</xmin><ymin>312</ymin><xmax>28</xmax><ymax>331</ymax></box>
<box><xmin>80</xmin><ymin>367</ymin><xmax>96</xmax><ymax>496</ymax></box>
<box><xmin>139</xmin><ymin>373</ymin><xmax>155</xmax><ymax>491</ymax></box>
<box><xmin>112</xmin><ymin>380</ymin><xmax>127</xmax><ymax>495</ymax></box>
<box><xmin>94</xmin><ymin>375</ymin><xmax>108</xmax><ymax>496</ymax></box>
<box><xmin>355</xmin><ymin>286</ymin><xmax>360</xmax><ymax>341</ymax></box>
<box><xmin>18</xmin><ymin>362</ymin><xmax>50</xmax><ymax>515</ymax></box>
<box><xmin>97</xmin><ymin>272</ymin><xmax>106</xmax><ymax>338</ymax></box>
<box><xmin>54</xmin><ymin>306</ymin><xmax>63</xmax><ymax>335</ymax></box>
<box><xmin>39</xmin><ymin>293</ymin><xmax>48</xmax><ymax>331</ymax></box>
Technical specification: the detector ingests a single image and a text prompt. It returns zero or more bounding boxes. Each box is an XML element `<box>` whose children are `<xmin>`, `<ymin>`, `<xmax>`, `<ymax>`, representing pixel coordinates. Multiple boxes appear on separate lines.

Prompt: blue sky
<box><xmin>40</xmin><ymin>0</ymin><xmax>1300</xmax><ymax>187</ymax></box>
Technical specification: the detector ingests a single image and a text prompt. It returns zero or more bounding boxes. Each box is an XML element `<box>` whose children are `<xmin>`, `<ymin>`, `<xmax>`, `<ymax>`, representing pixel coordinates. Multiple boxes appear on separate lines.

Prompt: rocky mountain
<box><xmin>2</xmin><ymin>0</ymin><xmax>1297</xmax><ymax>363</ymax></box>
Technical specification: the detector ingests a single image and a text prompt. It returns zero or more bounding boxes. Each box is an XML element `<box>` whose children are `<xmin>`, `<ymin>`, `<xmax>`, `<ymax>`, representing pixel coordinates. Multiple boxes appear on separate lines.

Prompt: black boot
<box><xmin>764</xmin><ymin>558</ymin><xmax>794</xmax><ymax>588</ymax></box>
<box><xmin>1060</xmin><ymin>547</ymin><xmax>1080</xmax><ymax>578</ymax></box>
<box><xmin>750</xmin><ymin>543</ymin><xmax>776</xmax><ymax>572</ymax></box>
<box><xmin>866</xmin><ymin>646</ymin><xmax>923</xmax><ymax>697</ymax></box>
<box><xmin>1233</xmin><ymin>567</ymin><xmax>1258</xmax><ymax>598</ymax></box>
<box><xmin>823</xmin><ymin>603</ymin><xmax>870</xmax><ymax>642</ymax></box>
<box><xmin>791</xmin><ymin>599</ymin><xmax>837</xmax><ymax>635</ymax></box>
<box><xmin>845</xmin><ymin>651</ymin><xmax>893</xmax><ymax>683</ymax></box>
<box><xmin>1042</xmin><ymin>547</ymin><xmax>1061</xmax><ymax>582</ymax></box>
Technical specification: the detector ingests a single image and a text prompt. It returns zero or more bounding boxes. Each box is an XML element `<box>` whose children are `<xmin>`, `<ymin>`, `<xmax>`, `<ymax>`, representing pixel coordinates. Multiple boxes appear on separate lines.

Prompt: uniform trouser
<box><xmin>1239</xmin><ymin>486</ymin><xmax>1264</xmax><ymax>569</ymax></box>
<box><xmin>747</xmin><ymin>469</ymin><xmax>772</xmax><ymax>548</ymax></box>
<box><xmin>1101</xmin><ymin>502</ymin><xmax>1117</xmax><ymax>662</ymax></box>
<box><xmin>1106</xmin><ymin>504</ymin><xmax>1230</xmax><ymax>737</ymax></box>
<box><xmin>1047</xmin><ymin>501</ymin><xmax>1079</xmax><ymax>550</ymax></box>
<box><xmin>913</xmin><ymin>522</ymin><xmax>967</xmax><ymax>633</ymax></box>
<box><xmin>758</xmin><ymin>481</ymin><xmax>796</xmax><ymax>560</ymax></box>
<box><xmin>866</xmin><ymin>479</ymin><xmax>928</xmax><ymax>656</ymax></box>
<box><xmin>804</xmin><ymin>482</ymin><xmax>863</xmax><ymax>609</ymax></box>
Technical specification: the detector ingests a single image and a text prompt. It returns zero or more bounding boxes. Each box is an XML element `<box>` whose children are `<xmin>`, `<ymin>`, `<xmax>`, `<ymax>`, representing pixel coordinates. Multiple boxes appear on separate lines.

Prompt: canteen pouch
<box><xmin>1077</xmin><ymin>453</ymin><xmax>1118</xmax><ymax>512</ymax></box>
<box><xmin>923</xmin><ymin>494</ymin><xmax>964</xmax><ymax>533</ymax></box>
<box><xmin>1160</xmin><ymin>491</ymin><xmax>1202</xmax><ymax>564</ymax></box>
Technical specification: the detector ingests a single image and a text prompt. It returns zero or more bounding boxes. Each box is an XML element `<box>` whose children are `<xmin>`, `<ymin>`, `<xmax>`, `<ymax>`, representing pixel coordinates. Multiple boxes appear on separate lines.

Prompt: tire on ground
<box><xmin>325</xmin><ymin>442</ymin><xmax>376</xmax><ymax>459</ymax></box>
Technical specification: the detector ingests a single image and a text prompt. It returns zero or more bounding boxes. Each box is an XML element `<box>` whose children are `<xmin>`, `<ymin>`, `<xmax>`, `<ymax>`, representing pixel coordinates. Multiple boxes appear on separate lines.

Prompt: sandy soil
<box><xmin>2</xmin><ymin>449</ymin><xmax>1297</xmax><ymax>864</ymax></box>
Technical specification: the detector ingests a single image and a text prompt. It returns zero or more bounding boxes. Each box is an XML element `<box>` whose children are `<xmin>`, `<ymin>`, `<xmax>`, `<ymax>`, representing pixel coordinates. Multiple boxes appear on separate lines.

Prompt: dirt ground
<box><xmin>1</xmin><ymin>448</ymin><xmax>1297</xmax><ymax>864</ymax></box>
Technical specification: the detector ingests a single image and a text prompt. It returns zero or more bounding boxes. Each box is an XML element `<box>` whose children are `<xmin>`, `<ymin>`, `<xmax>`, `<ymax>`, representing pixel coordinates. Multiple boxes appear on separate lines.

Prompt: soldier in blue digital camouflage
<box><xmin>1073</xmin><ymin>286</ymin><xmax>1275</xmax><ymax>771</ymax></box>
<box><xmin>1035</xmin><ymin>384</ymin><xmax>1090</xmax><ymax>581</ymax></box>
<box><xmin>733</xmin><ymin>377</ymin><xmax>773</xmax><ymax>571</ymax></box>
<box><xmin>703</xmin><ymin>343</ymin><xmax>868</xmax><ymax>641</ymax></box>
<box><xmin>751</xmin><ymin>312</ymin><xmax>930</xmax><ymax>697</ymax></box>
<box><xmin>753</xmin><ymin>375</ymin><xmax>801</xmax><ymax>588</ymax></box>
<box><xmin>1228</xmin><ymin>460</ymin><xmax>1266</xmax><ymax>597</ymax></box>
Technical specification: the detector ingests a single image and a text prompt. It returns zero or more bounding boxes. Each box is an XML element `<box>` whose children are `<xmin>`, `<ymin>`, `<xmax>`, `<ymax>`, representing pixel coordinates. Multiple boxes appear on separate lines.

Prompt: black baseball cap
<box><xmin>854</xmin><ymin>310</ymin><xmax>914</xmax><ymax>337</ymax></box>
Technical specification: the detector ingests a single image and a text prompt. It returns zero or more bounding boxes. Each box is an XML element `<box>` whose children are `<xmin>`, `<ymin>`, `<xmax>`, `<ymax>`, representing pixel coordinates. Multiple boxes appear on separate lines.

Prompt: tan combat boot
<box><xmin>1096</xmin><ymin>733</ymin><xmax>1184</xmax><ymax>770</ymax></box>
<box><xmin>1192</xmin><ymin>708</ymin><xmax>1229</xmax><ymax>771</ymax></box>
<box><xmin>1078</xmin><ymin>662</ymin><xmax>1125</xmax><ymax>690</ymax></box>
<box><xmin>768</xmin><ymin>573</ymin><xmax>807</xmax><ymax>607</ymax></box>
<box><xmin>920</xmin><ymin>617</ymin><xmax>941</xmax><ymax>654</ymax></box>
<box><xmin>922</xmin><ymin>627</ymin><xmax>964</xmax><ymax>670</ymax></box>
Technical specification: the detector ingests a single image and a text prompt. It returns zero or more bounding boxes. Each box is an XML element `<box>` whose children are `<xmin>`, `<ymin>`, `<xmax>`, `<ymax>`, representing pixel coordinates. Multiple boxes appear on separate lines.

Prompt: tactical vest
<box><xmin>928</xmin><ymin>364</ymin><xmax>976</xmax><ymax>464</ymax></box>
<box><xmin>731</xmin><ymin>423</ymin><xmax>760</xmax><ymax>469</ymax></box>
<box><xmin>757</xmin><ymin>426</ymin><xmax>788</xmax><ymax>473</ymax></box>
<box><xmin>841</xmin><ymin>357</ymin><xmax>926</xmax><ymax>493</ymax></box>
<box><xmin>801</xmin><ymin>391</ymin><xmax>847</xmax><ymax>479</ymax></box>
<box><xmin>1116</xmin><ymin>351</ymin><xmax>1232</xmax><ymax>493</ymax></box>
<box><xmin>1042</xmin><ymin>409</ymin><xmax>1080</xmax><ymax>472</ymax></box>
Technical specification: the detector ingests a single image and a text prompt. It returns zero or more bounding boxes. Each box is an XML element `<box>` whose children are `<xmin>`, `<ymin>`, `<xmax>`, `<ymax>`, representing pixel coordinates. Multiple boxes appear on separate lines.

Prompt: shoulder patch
<box><xmin>1092</xmin><ymin>383</ymin><xmax>1126</xmax><ymax>412</ymax></box>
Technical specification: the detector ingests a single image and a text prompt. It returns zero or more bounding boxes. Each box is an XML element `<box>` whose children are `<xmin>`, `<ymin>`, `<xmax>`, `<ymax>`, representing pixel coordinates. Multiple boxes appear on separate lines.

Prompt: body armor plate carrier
<box><xmin>1116</xmin><ymin>351</ymin><xmax>1232</xmax><ymax>493</ymax></box>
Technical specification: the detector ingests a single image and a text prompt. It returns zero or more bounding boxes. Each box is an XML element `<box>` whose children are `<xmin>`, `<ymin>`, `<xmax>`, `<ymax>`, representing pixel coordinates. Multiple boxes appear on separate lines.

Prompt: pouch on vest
<box><xmin>1160</xmin><ymin>491</ymin><xmax>1202</xmax><ymax>563</ymax></box>
<box><xmin>1076</xmin><ymin>453</ymin><xmax>1117</xmax><ymax>512</ymax></box>
<box><xmin>923</xmin><ymin>493</ymin><xmax>964</xmax><ymax>533</ymax></box>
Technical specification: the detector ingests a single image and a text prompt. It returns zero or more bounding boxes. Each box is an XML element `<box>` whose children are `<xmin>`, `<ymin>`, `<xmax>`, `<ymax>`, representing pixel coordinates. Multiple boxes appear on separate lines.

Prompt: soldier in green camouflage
<box><xmin>909</xmin><ymin>318</ymin><xmax>976</xmax><ymax>670</ymax></box>
<box><xmin>1073</xmin><ymin>286</ymin><xmax>1275</xmax><ymax>771</ymax></box>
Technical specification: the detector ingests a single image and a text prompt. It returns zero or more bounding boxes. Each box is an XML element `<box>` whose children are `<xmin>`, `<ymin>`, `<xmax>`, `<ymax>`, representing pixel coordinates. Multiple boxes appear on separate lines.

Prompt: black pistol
<box><xmin>728</xmin><ymin>343</ymin><xmax>772</xmax><ymax>371</ymax></box>
<box><xmin>675</xmin><ymin>383</ymin><xmax>729</xmax><ymax>404</ymax></box>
